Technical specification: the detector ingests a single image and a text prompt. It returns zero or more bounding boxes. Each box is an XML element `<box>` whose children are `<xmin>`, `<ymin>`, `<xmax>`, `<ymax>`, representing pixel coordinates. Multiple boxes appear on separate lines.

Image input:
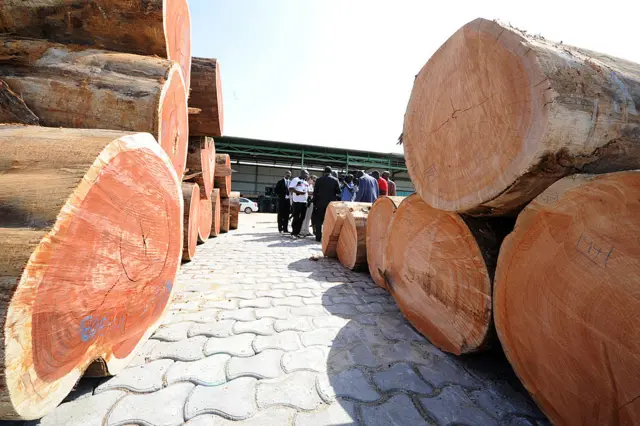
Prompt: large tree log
<box><xmin>185</xmin><ymin>136</ymin><xmax>215</xmax><ymax>198</ymax></box>
<box><xmin>214</xmin><ymin>154</ymin><xmax>232</xmax><ymax>197</ymax></box>
<box><xmin>404</xmin><ymin>18</ymin><xmax>640</xmax><ymax>216</ymax></box>
<box><xmin>0</xmin><ymin>38</ymin><xmax>189</xmax><ymax>177</ymax></box>
<box><xmin>337</xmin><ymin>209</ymin><xmax>369</xmax><ymax>271</ymax></box>
<box><xmin>385</xmin><ymin>194</ymin><xmax>512</xmax><ymax>354</ymax></box>
<box><xmin>182</xmin><ymin>183</ymin><xmax>200</xmax><ymax>262</ymax></box>
<box><xmin>321</xmin><ymin>202</ymin><xmax>371</xmax><ymax>258</ymax></box>
<box><xmin>220</xmin><ymin>198</ymin><xmax>231</xmax><ymax>234</ymax></box>
<box><xmin>0</xmin><ymin>80</ymin><xmax>38</xmax><ymax>125</ymax></box>
<box><xmin>230</xmin><ymin>197</ymin><xmax>240</xmax><ymax>230</ymax></box>
<box><xmin>198</xmin><ymin>196</ymin><xmax>212</xmax><ymax>244</ymax></box>
<box><xmin>366</xmin><ymin>196</ymin><xmax>405</xmax><ymax>288</ymax></box>
<box><xmin>0</xmin><ymin>0</ymin><xmax>192</xmax><ymax>92</ymax></box>
<box><xmin>209</xmin><ymin>189</ymin><xmax>221</xmax><ymax>237</ymax></box>
<box><xmin>189</xmin><ymin>58</ymin><xmax>224</xmax><ymax>137</ymax></box>
<box><xmin>494</xmin><ymin>171</ymin><xmax>640</xmax><ymax>425</ymax></box>
<box><xmin>0</xmin><ymin>126</ymin><xmax>182</xmax><ymax>420</ymax></box>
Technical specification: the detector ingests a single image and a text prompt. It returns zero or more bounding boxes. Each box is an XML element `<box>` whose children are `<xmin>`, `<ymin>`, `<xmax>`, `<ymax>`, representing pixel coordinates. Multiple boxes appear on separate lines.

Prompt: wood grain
<box><xmin>182</xmin><ymin>183</ymin><xmax>200</xmax><ymax>262</ymax></box>
<box><xmin>214</xmin><ymin>154</ymin><xmax>232</xmax><ymax>197</ymax></box>
<box><xmin>337</xmin><ymin>208</ymin><xmax>369</xmax><ymax>271</ymax></box>
<box><xmin>321</xmin><ymin>202</ymin><xmax>371</xmax><ymax>258</ymax></box>
<box><xmin>185</xmin><ymin>136</ymin><xmax>215</xmax><ymax>198</ymax></box>
<box><xmin>209</xmin><ymin>189</ymin><xmax>221</xmax><ymax>238</ymax></box>
<box><xmin>220</xmin><ymin>197</ymin><xmax>231</xmax><ymax>234</ymax></box>
<box><xmin>188</xmin><ymin>58</ymin><xmax>223</xmax><ymax>137</ymax></box>
<box><xmin>366</xmin><ymin>196</ymin><xmax>405</xmax><ymax>288</ymax></box>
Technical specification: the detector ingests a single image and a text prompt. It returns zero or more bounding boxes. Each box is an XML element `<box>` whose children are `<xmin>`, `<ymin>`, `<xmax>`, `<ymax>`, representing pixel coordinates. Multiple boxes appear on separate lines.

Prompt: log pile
<box><xmin>321</xmin><ymin>202</ymin><xmax>371</xmax><ymax>258</ymax></box>
<box><xmin>229</xmin><ymin>196</ymin><xmax>240</xmax><ymax>230</ymax></box>
<box><xmin>347</xmin><ymin>17</ymin><xmax>640</xmax><ymax>425</ymax></box>
<box><xmin>0</xmin><ymin>127</ymin><xmax>182</xmax><ymax>419</ymax></box>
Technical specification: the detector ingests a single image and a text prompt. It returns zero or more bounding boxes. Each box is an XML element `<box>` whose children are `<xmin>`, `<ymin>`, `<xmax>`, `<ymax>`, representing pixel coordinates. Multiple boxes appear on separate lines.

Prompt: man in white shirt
<box><xmin>288</xmin><ymin>169</ymin><xmax>310</xmax><ymax>237</ymax></box>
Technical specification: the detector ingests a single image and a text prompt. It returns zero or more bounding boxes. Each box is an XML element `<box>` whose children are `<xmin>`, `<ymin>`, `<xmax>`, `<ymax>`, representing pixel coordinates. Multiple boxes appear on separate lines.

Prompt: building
<box><xmin>215</xmin><ymin>136</ymin><xmax>414</xmax><ymax>198</ymax></box>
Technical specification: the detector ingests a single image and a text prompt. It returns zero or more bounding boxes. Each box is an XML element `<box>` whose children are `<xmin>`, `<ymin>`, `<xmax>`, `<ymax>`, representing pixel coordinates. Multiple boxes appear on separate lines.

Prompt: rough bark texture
<box><xmin>366</xmin><ymin>196</ymin><xmax>405</xmax><ymax>288</ymax></box>
<box><xmin>0</xmin><ymin>37</ymin><xmax>189</xmax><ymax>177</ymax></box>
<box><xmin>209</xmin><ymin>189</ymin><xmax>221</xmax><ymax>237</ymax></box>
<box><xmin>188</xmin><ymin>58</ymin><xmax>223</xmax><ymax>137</ymax></box>
<box><xmin>0</xmin><ymin>126</ymin><xmax>182</xmax><ymax>420</ymax></box>
<box><xmin>0</xmin><ymin>80</ymin><xmax>38</xmax><ymax>125</ymax></box>
<box><xmin>185</xmin><ymin>136</ymin><xmax>215</xmax><ymax>198</ymax></box>
<box><xmin>182</xmin><ymin>183</ymin><xmax>200</xmax><ymax>262</ymax></box>
<box><xmin>214</xmin><ymin>154</ymin><xmax>232</xmax><ymax>197</ymax></box>
<box><xmin>494</xmin><ymin>171</ymin><xmax>640</xmax><ymax>425</ymax></box>
<box><xmin>404</xmin><ymin>18</ymin><xmax>640</xmax><ymax>216</ymax></box>
<box><xmin>321</xmin><ymin>202</ymin><xmax>371</xmax><ymax>258</ymax></box>
<box><xmin>0</xmin><ymin>0</ymin><xmax>192</xmax><ymax>92</ymax></box>
<box><xmin>337</xmin><ymin>209</ymin><xmax>369</xmax><ymax>271</ymax></box>
<box><xmin>384</xmin><ymin>194</ymin><xmax>512</xmax><ymax>355</ymax></box>
<box><xmin>198</xmin><ymin>197</ymin><xmax>212</xmax><ymax>244</ymax></box>
<box><xmin>229</xmin><ymin>197</ymin><xmax>240</xmax><ymax>230</ymax></box>
<box><xmin>220</xmin><ymin>198</ymin><xmax>231</xmax><ymax>234</ymax></box>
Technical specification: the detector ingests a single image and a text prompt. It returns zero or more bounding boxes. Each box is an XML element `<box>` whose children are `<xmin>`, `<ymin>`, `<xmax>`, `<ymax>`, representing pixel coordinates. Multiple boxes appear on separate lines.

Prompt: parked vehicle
<box><xmin>240</xmin><ymin>198</ymin><xmax>259</xmax><ymax>213</ymax></box>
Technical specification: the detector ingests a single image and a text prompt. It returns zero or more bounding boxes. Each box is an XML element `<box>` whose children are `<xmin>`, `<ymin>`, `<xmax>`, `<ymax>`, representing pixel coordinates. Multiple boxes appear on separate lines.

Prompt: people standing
<box><xmin>341</xmin><ymin>174</ymin><xmax>356</xmax><ymax>201</ymax></box>
<box><xmin>354</xmin><ymin>170</ymin><xmax>379</xmax><ymax>203</ymax></box>
<box><xmin>274</xmin><ymin>171</ymin><xmax>292</xmax><ymax>233</ymax></box>
<box><xmin>313</xmin><ymin>166</ymin><xmax>341</xmax><ymax>242</ymax></box>
<box><xmin>288</xmin><ymin>169</ymin><xmax>310</xmax><ymax>237</ymax></box>
<box><xmin>300</xmin><ymin>175</ymin><xmax>316</xmax><ymax>237</ymax></box>
<box><xmin>371</xmin><ymin>170</ymin><xmax>388</xmax><ymax>196</ymax></box>
<box><xmin>382</xmin><ymin>171</ymin><xmax>396</xmax><ymax>196</ymax></box>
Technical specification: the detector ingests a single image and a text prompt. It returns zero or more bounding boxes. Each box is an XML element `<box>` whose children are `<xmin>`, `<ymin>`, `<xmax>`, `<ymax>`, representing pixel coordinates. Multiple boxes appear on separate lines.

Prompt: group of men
<box><xmin>274</xmin><ymin>167</ymin><xmax>396</xmax><ymax>241</ymax></box>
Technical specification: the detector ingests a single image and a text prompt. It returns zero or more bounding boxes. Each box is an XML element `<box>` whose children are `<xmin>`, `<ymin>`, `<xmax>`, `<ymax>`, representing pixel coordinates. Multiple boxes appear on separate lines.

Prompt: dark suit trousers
<box><xmin>277</xmin><ymin>199</ymin><xmax>290</xmax><ymax>232</ymax></box>
<box><xmin>313</xmin><ymin>204</ymin><xmax>329</xmax><ymax>242</ymax></box>
<box><xmin>291</xmin><ymin>202</ymin><xmax>307</xmax><ymax>235</ymax></box>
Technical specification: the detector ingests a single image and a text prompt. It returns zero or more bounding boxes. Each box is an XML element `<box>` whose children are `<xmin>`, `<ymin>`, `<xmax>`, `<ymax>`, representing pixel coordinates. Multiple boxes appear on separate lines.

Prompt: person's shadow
<box><xmin>316</xmin><ymin>277</ymin><xmax>548</xmax><ymax>425</ymax></box>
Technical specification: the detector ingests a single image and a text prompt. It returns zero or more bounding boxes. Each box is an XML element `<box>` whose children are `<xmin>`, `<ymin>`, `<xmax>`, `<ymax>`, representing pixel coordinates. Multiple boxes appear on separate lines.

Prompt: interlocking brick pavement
<box><xmin>26</xmin><ymin>213</ymin><xmax>549</xmax><ymax>426</ymax></box>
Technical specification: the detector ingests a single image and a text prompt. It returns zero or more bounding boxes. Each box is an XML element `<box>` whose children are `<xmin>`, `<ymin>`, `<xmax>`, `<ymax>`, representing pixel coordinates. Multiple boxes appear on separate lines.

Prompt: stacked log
<box><xmin>189</xmin><ymin>58</ymin><xmax>224</xmax><ymax>137</ymax></box>
<box><xmin>0</xmin><ymin>126</ymin><xmax>182</xmax><ymax>420</ymax></box>
<box><xmin>220</xmin><ymin>197</ymin><xmax>231</xmax><ymax>233</ymax></box>
<box><xmin>0</xmin><ymin>38</ymin><xmax>189</xmax><ymax>178</ymax></box>
<box><xmin>321</xmin><ymin>202</ymin><xmax>371</xmax><ymax>258</ymax></box>
<box><xmin>337</xmin><ymin>208</ymin><xmax>370</xmax><ymax>271</ymax></box>
<box><xmin>182</xmin><ymin>183</ymin><xmax>200</xmax><ymax>262</ymax></box>
<box><xmin>0</xmin><ymin>0</ymin><xmax>192</xmax><ymax>92</ymax></box>
<box><xmin>185</xmin><ymin>136</ymin><xmax>216</xmax><ymax>199</ymax></box>
<box><xmin>209</xmin><ymin>189</ymin><xmax>221</xmax><ymax>237</ymax></box>
<box><xmin>366</xmin><ymin>196</ymin><xmax>405</xmax><ymax>288</ymax></box>
<box><xmin>214</xmin><ymin>154</ymin><xmax>233</xmax><ymax>197</ymax></box>
<box><xmin>403</xmin><ymin>18</ymin><xmax>640</xmax><ymax>216</ymax></box>
<box><xmin>0</xmin><ymin>80</ymin><xmax>39</xmax><ymax>125</ymax></box>
<box><xmin>230</xmin><ymin>197</ymin><xmax>240</xmax><ymax>230</ymax></box>
<box><xmin>494</xmin><ymin>172</ymin><xmax>640</xmax><ymax>425</ymax></box>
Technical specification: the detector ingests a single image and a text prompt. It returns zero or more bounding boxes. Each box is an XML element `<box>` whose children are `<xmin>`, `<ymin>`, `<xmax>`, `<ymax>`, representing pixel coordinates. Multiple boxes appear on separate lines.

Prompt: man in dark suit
<box><xmin>274</xmin><ymin>171</ymin><xmax>292</xmax><ymax>233</ymax></box>
<box><xmin>312</xmin><ymin>166</ymin><xmax>341</xmax><ymax>242</ymax></box>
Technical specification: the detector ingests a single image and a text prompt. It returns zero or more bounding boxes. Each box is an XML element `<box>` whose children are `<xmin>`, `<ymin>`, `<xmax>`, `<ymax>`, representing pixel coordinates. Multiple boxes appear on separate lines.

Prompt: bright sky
<box><xmin>189</xmin><ymin>0</ymin><xmax>638</xmax><ymax>154</ymax></box>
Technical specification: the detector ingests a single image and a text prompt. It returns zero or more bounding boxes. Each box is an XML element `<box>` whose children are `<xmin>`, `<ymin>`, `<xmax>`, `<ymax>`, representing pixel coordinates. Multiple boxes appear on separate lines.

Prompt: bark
<box><xmin>0</xmin><ymin>0</ymin><xmax>192</xmax><ymax>91</ymax></box>
<box><xmin>337</xmin><ymin>209</ymin><xmax>369</xmax><ymax>271</ymax></box>
<box><xmin>384</xmin><ymin>194</ymin><xmax>512</xmax><ymax>355</ymax></box>
<box><xmin>188</xmin><ymin>58</ymin><xmax>223</xmax><ymax>136</ymax></box>
<box><xmin>0</xmin><ymin>125</ymin><xmax>182</xmax><ymax>420</ymax></box>
<box><xmin>0</xmin><ymin>37</ymin><xmax>189</xmax><ymax>177</ymax></box>
<box><xmin>404</xmin><ymin>18</ymin><xmax>640</xmax><ymax>215</ymax></box>
<box><xmin>214</xmin><ymin>154</ymin><xmax>232</xmax><ymax>197</ymax></box>
<box><xmin>0</xmin><ymin>79</ymin><xmax>38</xmax><ymax>124</ymax></box>
<box><xmin>321</xmin><ymin>202</ymin><xmax>371</xmax><ymax>258</ymax></box>
<box><xmin>494</xmin><ymin>171</ymin><xmax>640</xmax><ymax>425</ymax></box>
<box><xmin>209</xmin><ymin>189</ymin><xmax>221</xmax><ymax>237</ymax></box>
<box><xmin>220</xmin><ymin>197</ymin><xmax>231</xmax><ymax>233</ymax></box>
<box><xmin>185</xmin><ymin>136</ymin><xmax>215</xmax><ymax>198</ymax></box>
<box><xmin>366</xmin><ymin>196</ymin><xmax>405</xmax><ymax>288</ymax></box>
<box><xmin>230</xmin><ymin>197</ymin><xmax>240</xmax><ymax>230</ymax></box>
<box><xmin>182</xmin><ymin>182</ymin><xmax>200</xmax><ymax>262</ymax></box>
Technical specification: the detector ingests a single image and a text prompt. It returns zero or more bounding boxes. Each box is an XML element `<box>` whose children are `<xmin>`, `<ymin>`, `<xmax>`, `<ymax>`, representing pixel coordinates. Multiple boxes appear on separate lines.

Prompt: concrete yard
<box><xmin>24</xmin><ymin>213</ymin><xmax>548</xmax><ymax>426</ymax></box>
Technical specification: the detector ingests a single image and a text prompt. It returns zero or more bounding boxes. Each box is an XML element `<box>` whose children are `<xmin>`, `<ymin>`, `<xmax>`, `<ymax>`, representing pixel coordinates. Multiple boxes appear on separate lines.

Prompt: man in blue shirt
<box><xmin>354</xmin><ymin>170</ymin><xmax>378</xmax><ymax>203</ymax></box>
<box><xmin>341</xmin><ymin>174</ymin><xmax>356</xmax><ymax>201</ymax></box>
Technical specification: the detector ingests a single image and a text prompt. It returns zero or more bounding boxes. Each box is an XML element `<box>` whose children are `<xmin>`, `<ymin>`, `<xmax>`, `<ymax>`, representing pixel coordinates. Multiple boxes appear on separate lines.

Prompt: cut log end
<box><xmin>209</xmin><ymin>188</ymin><xmax>221</xmax><ymax>237</ymax></box>
<box><xmin>385</xmin><ymin>194</ymin><xmax>497</xmax><ymax>355</ymax></box>
<box><xmin>494</xmin><ymin>171</ymin><xmax>640</xmax><ymax>425</ymax></box>
<box><xmin>321</xmin><ymin>202</ymin><xmax>371</xmax><ymax>258</ymax></box>
<box><xmin>337</xmin><ymin>209</ymin><xmax>369</xmax><ymax>271</ymax></box>
<box><xmin>214</xmin><ymin>154</ymin><xmax>232</xmax><ymax>197</ymax></box>
<box><xmin>188</xmin><ymin>58</ymin><xmax>223</xmax><ymax>137</ymax></box>
<box><xmin>185</xmin><ymin>136</ymin><xmax>215</xmax><ymax>198</ymax></box>
<box><xmin>182</xmin><ymin>182</ymin><xmax>200</xmax><ymax>261</ymax></box>
<box><xmin>198</xmin><ymin>197</ymin><xmax>212</xmax><ymax>243</ymax></box>
<box><xmin>220</xmin><ymin>197</ymin><xmax>231</xmax><ymax>233</ymax></box>
<box><xmin>366</xmin><ymin>196</ymin><xmax>405</xmax><ymax>288</ymax></box>
<box><xmin>0</xmin><ymin>129</ymin><xmax>182</xmax><ymax>420</ymax></box>
<box><xmin>165</xmin><ymin>0</ymin><xmax>192</xmax><ymax>91</ymax></box>
<box><xmin>160</xmin><ymin>66</ymin><xmax>189</xmax><ymax>178</ymax></box>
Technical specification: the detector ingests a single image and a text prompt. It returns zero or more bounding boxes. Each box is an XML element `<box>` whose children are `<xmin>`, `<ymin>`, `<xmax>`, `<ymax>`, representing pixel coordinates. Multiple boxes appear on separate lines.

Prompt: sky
<box><xmin>189</xmin><ymin>0</ymin><xmax>638</xmax><ymax>154</ymax></box>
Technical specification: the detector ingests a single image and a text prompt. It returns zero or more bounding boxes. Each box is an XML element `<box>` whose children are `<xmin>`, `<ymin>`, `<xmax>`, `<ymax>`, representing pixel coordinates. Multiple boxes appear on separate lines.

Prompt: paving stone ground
<box><xmin>19</xmin><ymin>213</ymin><xmax>549</xmax><ymax>426</ymax></box>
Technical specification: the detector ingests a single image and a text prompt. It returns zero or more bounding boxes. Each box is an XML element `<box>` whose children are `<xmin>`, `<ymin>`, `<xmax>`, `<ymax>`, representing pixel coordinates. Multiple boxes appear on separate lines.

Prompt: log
<box><xmin>366</xmin><ymin>196</ymin><xmax>405</xmax><ymax>288</ymax></box>
<box><xmin>403</xmin><ymin>18</ymin><xmax>640</xmax><ymax>215</ymax></box>
<box><xmin>321</xmin><ymin>202</ymin><xmax>371</xmax><ymax>258</ymax></box>
<box><xmin>0</xmin><ymin>0</ymin><xmax>192</xmax><ymax>92</ymax></box>
<box><xmin>336</xmin><ymin>208</ymin><xmax>369</xmax><ymax>271</ymax></box>
<box><xmin>0</xmin><ymin>126</ymin><xmax>182</xmax><ymax>420</ymax></box>
<box><xmin>384</xmin><ymin>194</ymin><xmax>512</xmax><ymax>355</ymax></box>
<box><xmin>182</xmin><ymin>183</ymin><xmax>200</xmax><ymax>262</ymax></box>
<box><xmin>0</xmin><ymin>80</ymin><xmax>38</xmax><ymax>125</ymax></box>
<box><xmin>0</xmin><ymin>38</ymin><xmax>189</xmax><ymax>178</ymax></box>
<box><xmin>494</xmin><ymin>171</ymin><xmax>640</xmax><ymax>425</ymax></box>
<box><xmin>198</xmin><ymin>195</ymin><xmax>212</xmax><ymax>244</ymax></box>
<box><xmin>188</xmin><ymin>58</ymin><xmax>224</xmax><ymax>137</ymax></box>
<box><xmin>220</xmin><ymin>197</ymin><xmax>231</xmax><ymax>233</ymax></box>
<box><xmin>185</xmin><ymin>136</ymin><xmax>215</xmax><ymax>198</ymax></box>
<box><xmin>209</xmin><ymin>189</ymin><xmax>221</xmax><ymax>237</ymax></box>
<box><xmin>230</xmin><ymin>197</ymin><xmax>240</xmax><ymax>230</ymax></box>
<box><xmin>214</xmin><ymin>154</ymin><xmax>232</xmax><ymax>197</ymax></box>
